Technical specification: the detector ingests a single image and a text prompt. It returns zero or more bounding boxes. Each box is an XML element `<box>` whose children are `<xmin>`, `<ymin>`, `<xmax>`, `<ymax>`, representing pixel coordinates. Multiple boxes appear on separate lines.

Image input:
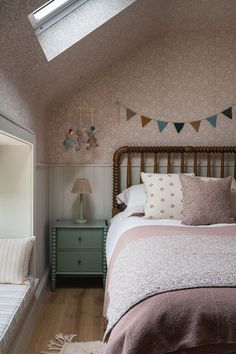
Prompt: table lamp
<box><xmin>71</xmin><ymin>178</ymin><xmax>92</xmax><ymax>223</ymax></box>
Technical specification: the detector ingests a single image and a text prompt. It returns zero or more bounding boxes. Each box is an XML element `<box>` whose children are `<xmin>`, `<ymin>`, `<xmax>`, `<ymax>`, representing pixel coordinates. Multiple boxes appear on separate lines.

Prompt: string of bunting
<box><xmin>120</xmin><ymin>102</ymin><xmax>233</xmax><ymax>133</ymax></box>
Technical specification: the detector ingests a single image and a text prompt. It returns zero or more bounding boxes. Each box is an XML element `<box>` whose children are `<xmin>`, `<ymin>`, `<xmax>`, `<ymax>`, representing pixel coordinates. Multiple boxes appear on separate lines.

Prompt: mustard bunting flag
<box><xmin>190</xmin><ymin>121</ymin><xmax>201</xmax><ymax>132</ymax></box>
<box><xmin>141</xmin><ymin>115</ymin><xmax>152</xmax><ymax>127</ymax></box>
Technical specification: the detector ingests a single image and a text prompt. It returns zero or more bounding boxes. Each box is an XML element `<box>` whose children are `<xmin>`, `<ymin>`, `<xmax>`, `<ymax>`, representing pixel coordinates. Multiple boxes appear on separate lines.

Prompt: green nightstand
<box><xmin>50</xmin><ymin>220</ymin><xmax>108</xmax><ymax>291</ymax></box>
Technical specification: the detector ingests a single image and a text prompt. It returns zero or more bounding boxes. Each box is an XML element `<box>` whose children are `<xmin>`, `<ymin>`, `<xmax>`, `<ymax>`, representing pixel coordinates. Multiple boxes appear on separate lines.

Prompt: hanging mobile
<box><xmin>63</xmin><ymin>87</ymin><xmax>98</xmax><ymax>151</ymax></box>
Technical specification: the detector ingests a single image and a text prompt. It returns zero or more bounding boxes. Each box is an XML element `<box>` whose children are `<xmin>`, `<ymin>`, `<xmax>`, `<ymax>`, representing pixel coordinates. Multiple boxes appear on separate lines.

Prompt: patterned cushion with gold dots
<box><xmin>141</xmin><ymin>172</ymin><xmax>194</xmax><ymax>220</ymax></box>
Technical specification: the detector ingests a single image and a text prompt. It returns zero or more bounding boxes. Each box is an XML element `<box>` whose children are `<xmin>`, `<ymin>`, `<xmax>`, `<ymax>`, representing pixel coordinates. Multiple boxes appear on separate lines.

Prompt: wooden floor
<box><xmin>25</xmin><ymin>282</ymin><xmax>104</xmax><ymax>354</ymax></box>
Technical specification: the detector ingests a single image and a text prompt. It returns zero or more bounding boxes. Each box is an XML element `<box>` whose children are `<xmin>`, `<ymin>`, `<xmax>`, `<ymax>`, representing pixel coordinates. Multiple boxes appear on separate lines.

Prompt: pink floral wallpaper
<box><xmin>0</xmin><ymin>72</ymin><xmax>48</xmax><ymax>162</ymax></box>
<box><xmin>0</xmin><ymin>0</ymin><xmax>49</xmax><ymax>162</ymax></box>
<box><xmin>48</xmin><ymin>32</ymin><xmax>236</xmax><ymax>164</ymax></box>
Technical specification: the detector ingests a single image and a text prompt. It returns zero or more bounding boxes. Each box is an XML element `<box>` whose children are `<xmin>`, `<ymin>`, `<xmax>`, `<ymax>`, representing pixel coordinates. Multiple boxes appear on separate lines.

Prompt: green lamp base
<box><xmin>75</xmin><ymin>218</ymin><xmax>87</xmax><ymax>224</ymax></box>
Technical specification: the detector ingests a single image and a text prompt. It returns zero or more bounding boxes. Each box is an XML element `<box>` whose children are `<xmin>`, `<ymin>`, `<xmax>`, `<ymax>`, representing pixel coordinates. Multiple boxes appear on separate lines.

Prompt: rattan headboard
<box><xmin>112</xmin><ymin>146</ymin><xmax>236</xmax><ymax>216</ymax></box>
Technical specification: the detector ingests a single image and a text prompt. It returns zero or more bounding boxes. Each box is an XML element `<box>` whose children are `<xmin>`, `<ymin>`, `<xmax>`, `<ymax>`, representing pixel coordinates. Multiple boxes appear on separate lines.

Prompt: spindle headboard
<box><xmin>112</xmin><ymin>146</ymin><xmax>236</xmax><ymax>216</ymax></box>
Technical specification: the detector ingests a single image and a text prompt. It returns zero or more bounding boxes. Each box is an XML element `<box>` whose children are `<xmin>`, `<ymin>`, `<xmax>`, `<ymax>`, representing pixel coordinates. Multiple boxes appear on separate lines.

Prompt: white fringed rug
<box><xmin>40</xmin><ymin>334</ymin><xmax>106</xmax><ymax>354</ymax></box>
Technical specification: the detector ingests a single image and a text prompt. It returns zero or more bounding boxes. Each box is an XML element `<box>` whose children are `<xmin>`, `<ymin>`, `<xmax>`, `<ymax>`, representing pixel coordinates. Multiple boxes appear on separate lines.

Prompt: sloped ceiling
<box><xmin>1</xmin><ymin>0</ymin><xmax>236</xmax><ymax>113</ymax></box>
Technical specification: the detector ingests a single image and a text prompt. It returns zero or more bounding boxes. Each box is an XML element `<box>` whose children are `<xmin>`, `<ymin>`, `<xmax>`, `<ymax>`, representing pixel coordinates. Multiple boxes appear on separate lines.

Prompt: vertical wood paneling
<box><xmin>103</xmin><ymin>166</ymin><xmax>113</xmax><ymax>220</ymax></box>
<box><xmin>120</xmin><ymin>166</ymin><xmax>127</xmax><ymax>192</ymax></box>
<box><xmin>131</xmin><ymin>166</ymin><xmax>139</xmax><ymax>186</ymax></box>
<box><xmin>49</xmin><ymin>166</ymin><xmax>64</xmax><ymax>222</ymax></box>
<box><xmin>36</xmin><ymin>165</ymin><xmax>49</xmax><ymax>280</ymax></box>
<box><xmin>92</xmin><ymin>166</ymin><xmax>105</xmax><ymax>219</ymax></box>
<box><xmin>63</xmin><ymin>166</ymin><xmax>75</xmax><ymax>220</ymax></box>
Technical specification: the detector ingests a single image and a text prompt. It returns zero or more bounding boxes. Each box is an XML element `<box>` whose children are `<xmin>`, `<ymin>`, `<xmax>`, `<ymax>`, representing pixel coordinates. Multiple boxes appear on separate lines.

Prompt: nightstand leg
<box><xmin>51</xmin><ymin>227</ymin><xmax>57</xmax><ymax>291</ymax></box>
<box><xmin>103</xmin><ymin>225</ymin><xmax>108</xmax><ymax>288</ymax></box>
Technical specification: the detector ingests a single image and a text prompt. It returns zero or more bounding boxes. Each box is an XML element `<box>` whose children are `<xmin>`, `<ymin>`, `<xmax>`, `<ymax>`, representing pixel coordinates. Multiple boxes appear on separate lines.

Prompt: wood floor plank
<box><xmin>25</xmin><ymin>287</ymin><xmax>104</xmax><ymax>354</ymax></box>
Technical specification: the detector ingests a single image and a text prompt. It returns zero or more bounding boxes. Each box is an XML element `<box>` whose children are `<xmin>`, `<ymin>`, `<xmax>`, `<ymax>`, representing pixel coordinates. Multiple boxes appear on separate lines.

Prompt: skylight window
<box><xmin>29</xmin><ymin>0</ymin><xmax>137</xmax><ymax>61</ymax></box>
<box><xmin>29</xmin><ymin>0</ymin><xmax>89</xmax><ymax>34</ymax></box>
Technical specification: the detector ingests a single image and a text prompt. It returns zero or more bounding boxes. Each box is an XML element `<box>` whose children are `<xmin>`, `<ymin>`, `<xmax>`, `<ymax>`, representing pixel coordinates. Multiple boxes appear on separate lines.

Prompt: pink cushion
<box><xmin>180</xmin><ymin>175</ymin><xmax>233</xmax><ymax>225</ymax></box>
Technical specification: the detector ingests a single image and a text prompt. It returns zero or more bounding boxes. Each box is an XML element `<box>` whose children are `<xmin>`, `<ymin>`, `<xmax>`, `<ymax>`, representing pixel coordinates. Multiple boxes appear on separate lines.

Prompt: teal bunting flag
<box><xmin>174</xmin><ymin>123</ymin><xmax>185</xmax><ymax>133</ymax></box>
<box><xmin>222</xmin><ymin>107</ymin><xmax>232</xmax><ymax>119</ymax></box>
<box><xmin>207</xmin><ymin>115</ymin><xmax>217</xmax><ymax>127</ymax></box>
<box><xmin>157</xmin><ymin>120</ymin><xmax>168</xmax><ymax>132</ymax></box>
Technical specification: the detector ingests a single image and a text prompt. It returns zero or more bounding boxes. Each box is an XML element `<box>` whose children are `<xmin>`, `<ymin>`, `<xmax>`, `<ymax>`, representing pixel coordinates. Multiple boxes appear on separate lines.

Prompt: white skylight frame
<box><xmin>30</xmin><ymin>0</ymin><xmax>137</xmax><ymax>61</ymax></box>
<box><xmin>28</xmin><ymin>0</ymin><xmax>89</xmax><ymax>35</ymax></box>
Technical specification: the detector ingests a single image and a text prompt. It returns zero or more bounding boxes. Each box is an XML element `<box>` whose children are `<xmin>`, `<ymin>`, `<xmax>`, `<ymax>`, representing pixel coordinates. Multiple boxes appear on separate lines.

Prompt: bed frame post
<box><xmin>234</xmin><ymin>153</ymin><xmax>236</xmax><ymax>180</ymax></box>
<box><xmin>113</xmin><ymin>146</ymin><xmax>129</xmax><ymax>216</ymax></box>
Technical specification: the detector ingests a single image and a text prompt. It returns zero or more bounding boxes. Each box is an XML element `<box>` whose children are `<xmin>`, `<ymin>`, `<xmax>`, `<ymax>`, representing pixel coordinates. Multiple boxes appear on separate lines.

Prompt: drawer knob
<box><xmin>78</xmin><ymin>260</ymin><xmax>82</xmax><ymax>265</ymax></box>
<box><xmin>78</xmin><ymin>237</ymin><xmax>82</xmax><ymax>242</ymax></box>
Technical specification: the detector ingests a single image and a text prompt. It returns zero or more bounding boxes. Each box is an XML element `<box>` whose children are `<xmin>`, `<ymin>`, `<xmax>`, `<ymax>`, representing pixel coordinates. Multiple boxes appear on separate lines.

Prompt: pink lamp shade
<box><xmin>71</xmin><ymin>178</ymin><xmax>92</xmax><ymax>194</ymax></box>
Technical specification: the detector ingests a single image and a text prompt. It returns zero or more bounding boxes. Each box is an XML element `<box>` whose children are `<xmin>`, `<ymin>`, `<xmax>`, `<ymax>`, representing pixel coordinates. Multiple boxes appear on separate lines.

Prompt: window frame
<box><xmin>28</xmin><ymin>0</ymin><xmax>89</xmax><ymax>35</ymax></box>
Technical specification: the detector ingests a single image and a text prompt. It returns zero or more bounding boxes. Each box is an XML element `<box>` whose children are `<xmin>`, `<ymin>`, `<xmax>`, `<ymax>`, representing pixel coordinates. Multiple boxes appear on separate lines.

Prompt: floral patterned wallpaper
<box><xmin>0</xmin><ymin>72</ymin><xmax>48</xmax><ymax>162</ymax></box>
<box><xmin>48</xmin><ymin>32</ymin><xmax>236</xmax><ymax>164</ymax></box>
<box><xmin>0</xmin><ymin>0</ymin><xmax>49</xmax><ymax>162</ymax></box>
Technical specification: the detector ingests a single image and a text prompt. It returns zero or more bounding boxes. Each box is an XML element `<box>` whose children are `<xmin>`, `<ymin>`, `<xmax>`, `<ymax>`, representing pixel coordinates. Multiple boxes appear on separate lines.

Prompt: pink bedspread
<box><xmin>106</xmin><ymin>287</ymin><xmax>236</xmax><ymax>354</ymax></box>
<box><xmin>104</xmin><ymin>225</ymin><xmax>236</xmax><ymax>354</ymax></box>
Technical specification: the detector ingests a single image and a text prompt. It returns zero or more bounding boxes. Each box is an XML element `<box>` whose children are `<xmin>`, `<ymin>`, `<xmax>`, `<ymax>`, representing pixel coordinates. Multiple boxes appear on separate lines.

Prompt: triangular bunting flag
<box><xmin>126</xmin><ymin>108</ymin><xmax>136</xmax><ymax>120</ymax></box>
<box><xmin>221</xmin><ymin>107</ymin><xmax>232</xmax><ymax>119</ymax></box>
<box><xmin>207</xmin><ymin>115</ymin><xmax>217</xmax><ymax>127</ymax></box>
<box><xmin>174</xmin><ymin>123</ymin><xmax>185</xmax><ymax>133</ymax></box>
<box><xmin>157</xmin><ymin>120</ymin><xmax>168</xmax><ymax>132</ymax></box>
<box><xmin>190</xmin><ymin>121</ymin><xmax>201</xmax><ymax>132</ymax></box>
<box><xmin>141</xmin><ymin>115</ymin><xmax>152</xmax><ymax>127</ymax></box>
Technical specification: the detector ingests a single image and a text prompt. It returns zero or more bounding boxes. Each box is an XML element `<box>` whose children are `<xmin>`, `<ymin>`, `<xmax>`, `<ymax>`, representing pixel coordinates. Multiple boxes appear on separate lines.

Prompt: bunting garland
<box><xmin>117</xmin><ymin>101</ymin><xmax>234</xmax><ymax>134</ymax></box>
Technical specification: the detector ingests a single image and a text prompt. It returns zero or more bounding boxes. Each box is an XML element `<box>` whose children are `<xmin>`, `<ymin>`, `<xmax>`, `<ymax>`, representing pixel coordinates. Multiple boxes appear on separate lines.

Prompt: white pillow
<box><xmin>0</xmin><ymin>237</ymin><xmax>35</xmax><ymax>284</ymax></box>
<box><xmin>141</xmin><ymin>173</ymin><xmax>194</xmax><ymax>220</ymax></box>
<box><xmin>116</xmin><ymin>184</ymin><xmax>146</xmax><ymax>217</ymax></box>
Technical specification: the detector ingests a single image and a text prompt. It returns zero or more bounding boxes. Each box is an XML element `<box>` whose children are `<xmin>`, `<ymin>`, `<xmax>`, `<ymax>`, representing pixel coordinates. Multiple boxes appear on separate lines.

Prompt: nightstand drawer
<box><xmin>57</xmin><ymin>228</ymin><xmax>103</xmax><ymax>249</ymax></box>
<box><xmin>57</xmin><ymin>251</ymin><xmax>102</xmax><ymax>272</ymax></box>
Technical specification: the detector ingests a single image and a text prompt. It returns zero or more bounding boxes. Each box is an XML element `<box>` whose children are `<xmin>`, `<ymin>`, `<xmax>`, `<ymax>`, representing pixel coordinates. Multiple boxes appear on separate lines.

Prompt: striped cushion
<box><xmin>0</xmin><ymin>279</ymin><xmax>37</xmax><ymax>354</ymax></box>
<box><xmin>0</xmin><ymin>237</ymin><xmax>35</xmax><ymax>284</ymax></box>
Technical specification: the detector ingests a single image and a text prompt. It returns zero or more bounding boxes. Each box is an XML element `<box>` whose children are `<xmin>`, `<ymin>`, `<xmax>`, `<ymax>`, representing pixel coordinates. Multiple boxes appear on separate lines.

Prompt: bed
<box><xmin>103</xmin><ymin>146</ymin><xmax>236</xmax><ymax>354</ymax></box>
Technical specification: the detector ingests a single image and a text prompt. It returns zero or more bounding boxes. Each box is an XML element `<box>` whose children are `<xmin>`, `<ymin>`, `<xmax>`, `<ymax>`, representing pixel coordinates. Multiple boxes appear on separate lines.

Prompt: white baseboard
<box><xmin>9</xmin><ymin>267</ymin><xmax>50</xmax><ymax>354</ymax></box>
